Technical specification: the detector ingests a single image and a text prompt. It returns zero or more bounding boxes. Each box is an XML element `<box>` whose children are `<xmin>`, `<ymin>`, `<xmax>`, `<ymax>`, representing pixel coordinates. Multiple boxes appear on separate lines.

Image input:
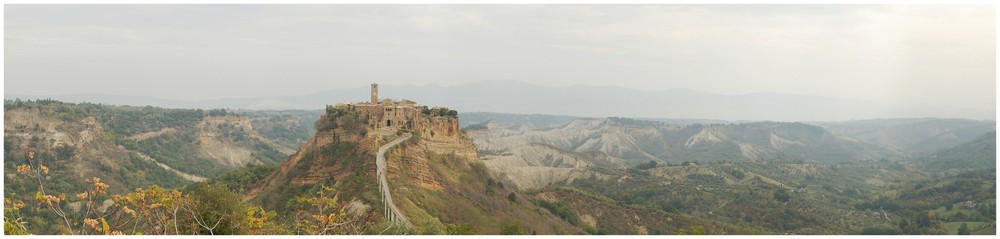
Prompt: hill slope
<box><xmin>245</xmin><ymin>105</ymin><xmax>581</xmax><ymax>234</ymax></box>
<box><xmin>822</xmin><ymin>118</ymin><xmax>995</xmax><ymax>158</ymax></box>
<box><xmin>917</xmin><ymin>131</ymin><xmax>996</xmax><ymax>171</ymax></box>
<box><xmin>4</xmin><ymin>99</ymin><xmax>295</xmax><ymax>194</ymax></box>
<box><xmin>468</xmin><ymin>117</ymin><xmax>904</xmax><ymax>190</ymax></box>
<box><xmin>471</xmin><ymin>118</ymin><xmax>892</xmax><ymax>163</ymax></box>
<box><xmin>466</xmin><ymin>113</ymin><xmax>996</xmax><ymax>235</ymax></box>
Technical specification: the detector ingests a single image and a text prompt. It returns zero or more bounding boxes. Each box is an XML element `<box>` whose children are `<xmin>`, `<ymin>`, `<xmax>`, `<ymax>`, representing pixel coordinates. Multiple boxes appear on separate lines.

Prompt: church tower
<box><xmin>371</xmin><ymin>83</ymin><xmax>378</xmax><ymax>104</ymax></box>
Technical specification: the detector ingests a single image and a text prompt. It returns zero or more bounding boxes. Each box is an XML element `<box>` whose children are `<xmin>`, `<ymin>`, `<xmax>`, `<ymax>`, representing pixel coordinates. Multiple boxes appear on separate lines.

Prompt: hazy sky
<box><xmin>5</xmin><ymin>5</ymin><xmax>996</xmax><ymax>112</ymax></box>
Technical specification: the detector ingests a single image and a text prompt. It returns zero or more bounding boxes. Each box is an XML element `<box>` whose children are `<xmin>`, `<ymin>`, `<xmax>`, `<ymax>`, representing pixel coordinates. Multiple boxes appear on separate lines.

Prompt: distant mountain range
<box><xmin>7</xmin><ymin>80</ymin><xmax>994</xmax><ymax>121</ymax></box>
<box><xmin>471</xmin><ymin>117</ymin><xmax>897</xmax><ymax>166</ymax></box>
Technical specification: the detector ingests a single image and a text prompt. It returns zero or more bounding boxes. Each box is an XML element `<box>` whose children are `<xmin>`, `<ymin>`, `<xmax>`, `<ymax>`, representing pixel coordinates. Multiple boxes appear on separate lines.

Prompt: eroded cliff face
<box><xmin>466</xmin><ymin>120</ymin><xmax>625</xmax><ymax>191</ymax></box>
<box><xmin>246</xmin><ymin>111</ymin><xmax>379</xmax><ymax>203</ymax></box>
<box><xmin>5</xmin><ymin>108</ymin><xmax>103</xmax><ymax>153</ymax></box>
<box><xmin>5</xmin><ymin>106</ymin><xmax>290</xmax><ymax>193</ymax></box>
<box><xmin>382</xmin><ymin>117</ymin><xmax>580</xmax><ymax>234</ymax></box>
<box><xmin>239</xmin><ymin>119</ymin><xmax>367</xmax><ymax>226</ymax></box>
<box><xmin>198</xmin><ymin>115</ymin><xmax>297</xmax><ymax>167</ymax></box>
<box><xmin>417</xmin><ymin>116</ymin><xmax>477</xmax><ymax>159</ymax></box>
<box><xmin>5</xmin><ymin>108</ymin><xmax>125</xmax><ymax>188</ymax></box>
<box><xmin>265</xmin><ymin>127</ymin><xmax>378</xmax><ymax>188</ymax></box>
<box><xmin>386</xmin><ymin>117</ymin><xmax>472</xmax><ymax>191</ymax></box>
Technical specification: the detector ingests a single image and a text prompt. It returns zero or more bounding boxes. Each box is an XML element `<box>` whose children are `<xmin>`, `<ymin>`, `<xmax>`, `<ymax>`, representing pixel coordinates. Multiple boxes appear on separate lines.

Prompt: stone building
<box><xmin>345</xmin><ymin>83</ymin><xmax>425</xmax><ymax>130</ymax></box>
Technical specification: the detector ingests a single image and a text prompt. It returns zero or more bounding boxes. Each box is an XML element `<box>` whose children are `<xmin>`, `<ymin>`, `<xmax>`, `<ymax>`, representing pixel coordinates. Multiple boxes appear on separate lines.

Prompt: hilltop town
<box><xmin>334</xmin><ymin>83</ymin><xmax>460</xmax><ymax>136</ymax></box>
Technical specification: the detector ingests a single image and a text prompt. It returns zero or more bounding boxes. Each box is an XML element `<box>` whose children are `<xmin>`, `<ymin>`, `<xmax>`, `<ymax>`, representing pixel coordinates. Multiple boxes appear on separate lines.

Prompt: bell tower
<box><xmin>371</xmin><ymin>83</ymin><xmax>378</xmax><ymax>104</ymax></box>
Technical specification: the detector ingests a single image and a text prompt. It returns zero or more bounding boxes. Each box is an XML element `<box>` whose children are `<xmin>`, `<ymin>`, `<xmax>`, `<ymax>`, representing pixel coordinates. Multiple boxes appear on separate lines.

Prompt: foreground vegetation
<box><xmin>4</xmin><ymin>149</ymin><xmax>382</xmax><ymax>235</ymax></box>
<box><xmin>2</xmin><ymin>100</ymin><xmax>312</xmax><ymax>234</ymax></box>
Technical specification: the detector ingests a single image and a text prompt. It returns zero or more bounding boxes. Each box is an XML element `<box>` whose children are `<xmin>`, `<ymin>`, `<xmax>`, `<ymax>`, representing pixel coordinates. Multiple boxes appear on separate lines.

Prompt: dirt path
<box><xmin>377</xmin><ymin>133</ymin><xmax>413</xmax><ymax>228</ymax></box>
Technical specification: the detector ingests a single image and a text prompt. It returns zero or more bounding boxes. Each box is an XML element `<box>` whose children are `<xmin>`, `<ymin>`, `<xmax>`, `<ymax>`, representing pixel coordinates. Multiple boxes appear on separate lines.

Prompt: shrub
<box><xmin>446</xmin><ymin>223</ymin><xmax>475</xmax><ymax>235</ymax></box>
<box><xmin>500</xmin><ymin>222</ymin><xmax>523</xmax><ymax>235</ymax></box>
<box><xmin>773</xmin><ymin>189</ymin><xmax>790</xmax><ymax>203</ymax></box>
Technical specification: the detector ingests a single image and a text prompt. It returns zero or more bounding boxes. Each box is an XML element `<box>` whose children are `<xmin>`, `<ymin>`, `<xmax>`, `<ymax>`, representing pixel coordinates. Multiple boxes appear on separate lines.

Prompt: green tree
<box><xmin>534</xmin><ymin>199</ymin><xmax>579</xmax><ymax>225</ymax></box>
<box><xmin>507</xmin><ymin>192</ymin><xmax>517</xmax><ymax>202</ymax></box>
<box><xmin>657</xmin><ymin>199</ymin><xmax>679</xmax><ymax>213</ymax></box>
<box><xmin>676</xmin><ymin>225</ymin><xmax>705</xmax><ymax>235</ymax></box>
<box><xmin>186</xmin><ymin>183</ymin><xmax>246</xmax><ymax>235</ymax></box>
<box><xmin>112</xmin><ymin>185</ymin><xmax>187</xmax><ymax>235</ymax></box>
<box><xmin>773</xmin><ymin>189</ymin><xmax>791</xmax><ymax>203</ymax></box>
<box><xmin>445</xmin><ymin>223</ymin><xmax>475</xmax><ymax>235</ymax></box>
<box><xmin>4</xmin><ymin>196</ymin><xmax>28</xmax><ymax>235</ymax></box>
<box><xmin>728</xmin><ymin>168</ymin><xmax>746</xmax><ymax>179</ymax></box>
<box><xmin>287</xmin><ymin>184</ymin><xmax>369</xmax><ymax>235</ymax></box>
<box><xmin>500</xmin><ymin>222</ymin><xmax>523</xmax><ymax>235</ymax></box>
<box><xmin>637</xmin><ymin>160</ymin><xmax>658</xmax><ymax>170</ymax></box>
<box><xmin>54</xmin><ymin>145</ymin><xmax>74</xmax><ymax>160</ymax></box>
<box><xmin>584</xmin><ymin>226</ymin><xmax>609</xmax><ymax>235</ymax></box>
<box><xmin>860</xmin><ymin>226</ymin><xmax>902</xmax><ymax>235</ymax></box>
<box><xmin>915</xmin><ymin>212</ymin><xmax>932</xmax><ymax>228</ymax></box>
<box><xmin>957</xmin><ymin>223</ymin><xmax>970</xmax><ymax>235</ymax></box>
<box><xmin>898</xmin><ymin>218</ymin><xmax>909</xmax><ymax>231</ymax></box>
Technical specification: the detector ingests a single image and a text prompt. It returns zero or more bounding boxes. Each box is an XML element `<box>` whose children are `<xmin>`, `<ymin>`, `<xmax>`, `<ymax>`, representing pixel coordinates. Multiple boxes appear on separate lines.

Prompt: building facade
<box><xmin>345</xmin><ymin>83</ymin><xmax>424</xmax><ymax>130</ymax></box>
